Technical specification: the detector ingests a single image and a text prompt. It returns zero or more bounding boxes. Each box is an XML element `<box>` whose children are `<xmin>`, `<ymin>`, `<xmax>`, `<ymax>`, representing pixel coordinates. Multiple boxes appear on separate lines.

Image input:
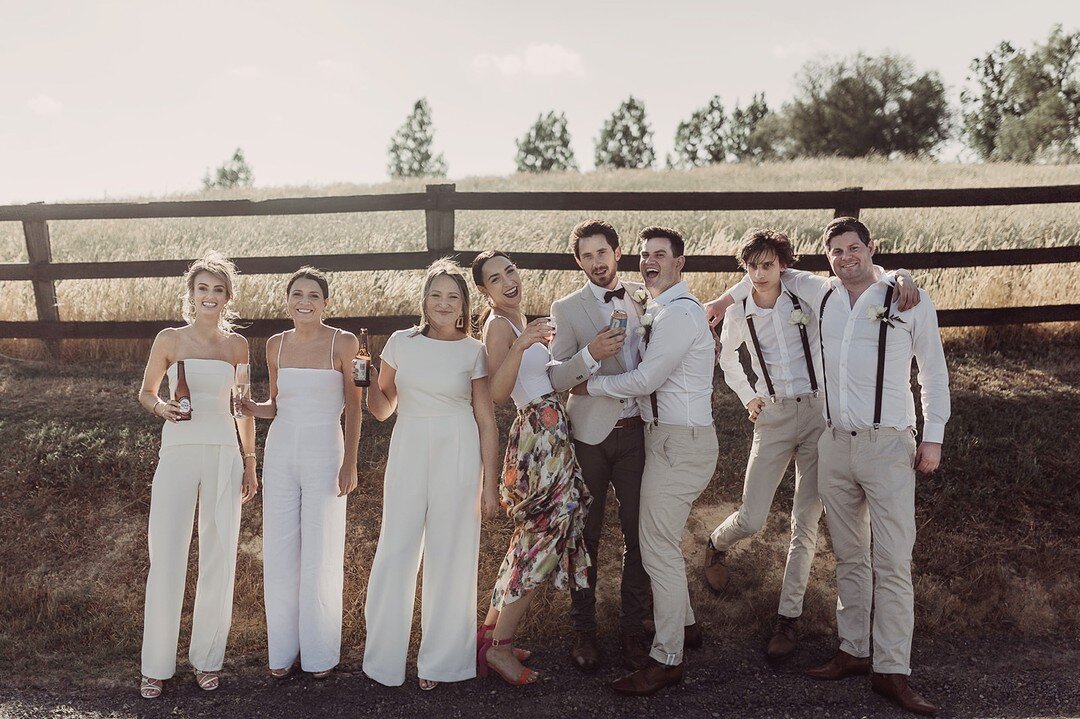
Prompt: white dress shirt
<box><xmin>731</xmin><ymin>270</ymin><xmax>951</xmax><ymax>442</ymax></box>
<box><xmin>580</xmin><ymin>281</ymin><xmax>643</xmax><ymax>419</ymax></box>
<box><xmin>718</xmin><ymin>290</ymin><xmax>822</xmax><ymax>407</ymax></box>
<box><xmin>588</xmin><ymin>281</ymin><xmax>715</xmax><ymax>427</ymax></box>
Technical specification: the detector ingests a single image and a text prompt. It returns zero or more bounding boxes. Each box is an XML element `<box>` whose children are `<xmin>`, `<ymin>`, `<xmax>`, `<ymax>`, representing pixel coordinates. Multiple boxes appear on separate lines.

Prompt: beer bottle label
<box><xmin>353</xmin><ymin>359</ymin><xmax>368</xmax><ymax>383</ymax></box>
<box><xmin>178</xmin><ymin>398</ymin><xmax>191</xmax><ymax>413</ymax></box>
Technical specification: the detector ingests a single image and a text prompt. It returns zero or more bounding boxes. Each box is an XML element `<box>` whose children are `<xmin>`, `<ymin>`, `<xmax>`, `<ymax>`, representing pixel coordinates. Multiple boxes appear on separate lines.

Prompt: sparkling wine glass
<box><xmin>232</xmin><ymin>363</ymin><xmax>250</xmax><ymax>418</ymax></box>
<box><xmin>545</xmin><ymin>318</ymin><xmax>560</xmax><ymax>367</ymax></box>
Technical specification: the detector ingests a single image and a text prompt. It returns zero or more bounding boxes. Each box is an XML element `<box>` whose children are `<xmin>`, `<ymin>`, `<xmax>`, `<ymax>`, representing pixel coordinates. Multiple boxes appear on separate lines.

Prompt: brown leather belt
<box><xmin>613</xmin><ymin>416</ymin><xmax>644</xmax><ymax>429</ymax></box>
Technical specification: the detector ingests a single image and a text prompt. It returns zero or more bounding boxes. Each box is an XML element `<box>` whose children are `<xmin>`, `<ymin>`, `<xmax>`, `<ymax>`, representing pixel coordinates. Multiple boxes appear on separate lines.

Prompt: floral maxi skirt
<box><xmin>490</xmin><ymin>394</ymin><xmax>592</xmax><ymax>609</ymax></box>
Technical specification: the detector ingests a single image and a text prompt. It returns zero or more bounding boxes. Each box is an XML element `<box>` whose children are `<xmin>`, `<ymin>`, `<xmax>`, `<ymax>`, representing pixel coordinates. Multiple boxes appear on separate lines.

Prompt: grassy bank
<box><xmin>1</xmin><ymin>329</ymin><xmax>1077</xmax><ymax>688</ymax></box>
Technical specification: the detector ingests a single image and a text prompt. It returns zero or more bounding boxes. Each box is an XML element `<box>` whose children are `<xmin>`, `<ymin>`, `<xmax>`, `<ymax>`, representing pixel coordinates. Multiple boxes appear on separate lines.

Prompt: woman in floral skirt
<box><xmin>471</xmin><ymin>249</ymin><xmax>591</xmax><ymax>686</ymax></box>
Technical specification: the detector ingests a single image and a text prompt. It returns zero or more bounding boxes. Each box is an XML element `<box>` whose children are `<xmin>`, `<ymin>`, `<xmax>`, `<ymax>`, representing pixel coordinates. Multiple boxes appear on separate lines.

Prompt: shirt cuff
<box><xmin>581</xmin><ymin>345</ymin><xmax>601</xmax><ymax>374</ymax></box>
<box><xmin>921</xmin><ymin>422</ymin><xmax>945</xmax><ymax>444</ymax></box>
<box><xmin>734</xmin><ymin>386</ymin><xmax>760</xmax><ymax>408</ymax></box>
<box><xmin>586</xmin><ymin>376</ymin><xmax>607</xmax><ymax>398</ymax></box>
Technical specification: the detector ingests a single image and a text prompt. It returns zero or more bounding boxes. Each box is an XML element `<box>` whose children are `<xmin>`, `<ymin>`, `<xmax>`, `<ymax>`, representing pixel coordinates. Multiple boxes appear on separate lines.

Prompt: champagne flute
<box><xmin>232</xmin><ymin>363</ymin><xmax>251</xmax><ymax>418</ymax></box>
<box><xmin>544</xmin><ymin>318</ymin><xmax>560</xmax><ymax>367</ymax></box>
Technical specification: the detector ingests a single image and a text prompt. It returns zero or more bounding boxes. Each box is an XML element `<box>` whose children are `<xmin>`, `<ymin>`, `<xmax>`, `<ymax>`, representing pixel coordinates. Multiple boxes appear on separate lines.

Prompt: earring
<box><xmin>456</xmin><ymin>315</ymin><xmax>465</xmax><ymax>329</ymax></box>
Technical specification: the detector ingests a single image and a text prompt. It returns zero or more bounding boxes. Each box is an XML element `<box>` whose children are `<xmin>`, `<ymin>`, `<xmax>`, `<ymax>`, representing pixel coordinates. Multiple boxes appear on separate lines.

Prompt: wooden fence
<box><xmin>1</xmin><ymin>183</ymin><xmax>1078</xmax><ymax>352</ymax></box>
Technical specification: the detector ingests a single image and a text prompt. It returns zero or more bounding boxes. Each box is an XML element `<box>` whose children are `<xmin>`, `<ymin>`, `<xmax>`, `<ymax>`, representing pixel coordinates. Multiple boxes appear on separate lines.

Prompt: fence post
<box><xmin>23</xmin><ymin>215</ymin><xmax>61</xmax><ymax>358</ymax></box>
<box><xmin>833</xmin><ymin>186</ymin><xmax>863</xmax><ymax>219</ymax></box>
<box><xmin>425</xmin><ymin>183</ymin><xmax>456</xmax><ymax>254</ymax></box>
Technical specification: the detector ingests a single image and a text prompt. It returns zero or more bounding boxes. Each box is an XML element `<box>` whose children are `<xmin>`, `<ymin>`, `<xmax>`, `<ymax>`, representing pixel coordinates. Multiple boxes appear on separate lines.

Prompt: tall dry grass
<box><xmin>1</xmin><ymin>159</ymin><xmax>1078</xmax><ymax>362</ymax></box>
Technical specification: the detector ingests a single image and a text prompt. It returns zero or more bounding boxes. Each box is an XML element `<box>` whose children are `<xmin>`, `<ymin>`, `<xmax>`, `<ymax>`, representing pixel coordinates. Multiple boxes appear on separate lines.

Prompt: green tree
<box><xmin>202</xmin><ymin>148</ymin><xmax>254</xmax><ymax>190</ymax></box>
<box><xmin>962</xmin><ymin>25</ymin><xmax>1080</xmax><ymax>161</ymax></box>
<box><xmin>387</xmin><ymin>98</ymin><xmax>448</xmax><ymax>178</ymax></box>
<box><xmin>594</xmin><ymin>96</ymin><xmax>655</xmax><ymax>169</ymax></box>
<box><xmin>725</xmin><ymin>93</ymin><xmax>775</xmax><ymax>162</ymax></box>
<box><xmin>515</xmin><ymin>111</ymin><xmax>578</xmax><ymax>172</ymax></box>
<box><xmin>782</xmin><ymin>53</ymin><xmax>950</xmax><ymax>157</ymax></box>
<box><xmin>668</xmin><ymin>95</ymin><xmax>726</xmax><ymax>168</ymax></box>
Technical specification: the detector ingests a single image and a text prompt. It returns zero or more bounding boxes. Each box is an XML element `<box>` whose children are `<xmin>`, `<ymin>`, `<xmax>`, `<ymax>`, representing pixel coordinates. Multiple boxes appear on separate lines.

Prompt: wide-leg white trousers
<box><xmin>362</xmin><ymin>414</ymin><xmax>481</xmax><ymax>686</ymax></box>
<box><xmin>262</xmin><ymin>419</ymin><xmax>347</xmax><ymax>673</ymax></box>
<box><xmin>141</xmin><ymin>444</ymin><xmax>242</xmax><ymax>680</ymax></box>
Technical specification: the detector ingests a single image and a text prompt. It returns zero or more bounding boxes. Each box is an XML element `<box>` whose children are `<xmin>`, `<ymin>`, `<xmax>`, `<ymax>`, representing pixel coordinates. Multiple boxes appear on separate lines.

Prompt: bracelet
<box><xmin>243</xmin><ymin>452</ymin><xmax>257</xmax><ymax>459</ymax></box>
<box><xmin>152</xmin><ymin>399</ymin><xmax>165</xmax><ymax>416</ymax></box>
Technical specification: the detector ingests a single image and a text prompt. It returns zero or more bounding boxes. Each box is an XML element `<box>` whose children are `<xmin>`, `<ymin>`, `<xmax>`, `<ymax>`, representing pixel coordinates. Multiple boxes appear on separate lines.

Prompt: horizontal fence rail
<box><xmin>1</xmin><ymin>183</ymin><xmax>1078</xmax><ymax>348</ymax></box>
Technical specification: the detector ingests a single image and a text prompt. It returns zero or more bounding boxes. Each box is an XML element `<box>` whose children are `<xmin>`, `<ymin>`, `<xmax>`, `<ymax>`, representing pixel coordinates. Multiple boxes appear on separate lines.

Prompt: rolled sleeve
<box><xmin>589</xmin><ymin>305</ymin><xmax>695</xmax><ymax>399</ymax></box>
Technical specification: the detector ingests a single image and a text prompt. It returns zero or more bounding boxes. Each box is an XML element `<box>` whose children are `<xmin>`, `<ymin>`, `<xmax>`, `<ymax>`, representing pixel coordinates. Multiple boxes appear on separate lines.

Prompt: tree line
<box><xmin>204</xmin><ymin>25</ymin><xmax>1077</xmax><ymax>187</ymax></box>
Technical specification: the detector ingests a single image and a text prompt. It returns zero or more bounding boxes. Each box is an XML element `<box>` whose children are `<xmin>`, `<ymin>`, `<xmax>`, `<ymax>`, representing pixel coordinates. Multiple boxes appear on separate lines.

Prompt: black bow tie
<box><xmin>603</xmin><ymin>287</ymin><xmax>626</xmax><ymax>303</ymax></box>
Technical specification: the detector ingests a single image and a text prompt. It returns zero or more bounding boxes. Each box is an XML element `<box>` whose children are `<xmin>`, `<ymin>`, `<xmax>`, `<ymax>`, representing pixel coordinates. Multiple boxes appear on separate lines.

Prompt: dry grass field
<box><xmin>1</xmin><ymin>159</ymin><xmax>1078</xmax><ymax>689</ymax></box>
<box><xmin>1</xmin><ymin>158</ymin><xmax>1078</xmax><ymax>362</ymax></box>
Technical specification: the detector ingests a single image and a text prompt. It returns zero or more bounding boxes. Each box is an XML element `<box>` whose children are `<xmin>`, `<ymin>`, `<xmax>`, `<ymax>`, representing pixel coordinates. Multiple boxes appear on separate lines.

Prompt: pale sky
<box><xmin>2</xmin><ymin>0</ymin><xmax>1076</xmax><ymax>204</ymax></box>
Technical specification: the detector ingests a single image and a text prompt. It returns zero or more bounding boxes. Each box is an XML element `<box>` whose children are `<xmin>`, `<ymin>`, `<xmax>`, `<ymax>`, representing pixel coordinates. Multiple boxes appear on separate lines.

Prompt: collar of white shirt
<box><xmin>646</xmin><ymin>281</ymin><xmax>692</xmax><ymax>310</ymax></box>
<box><xmin>744</xmin><ymin>291</ymin><xmax>789</xmax><ymax>317</ymax></box>
<box><xmin>589</xmin><ymin>279</ymin><xmax>624</xmax><ymax>303</ymax></box>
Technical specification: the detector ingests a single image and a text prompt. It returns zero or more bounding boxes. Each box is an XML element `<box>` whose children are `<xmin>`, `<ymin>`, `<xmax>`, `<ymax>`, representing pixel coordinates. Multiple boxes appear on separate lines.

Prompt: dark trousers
<box><xmin>569</xmin><ymin>423</ymin><xmax>650</xmax><ymax>634</ymax></box>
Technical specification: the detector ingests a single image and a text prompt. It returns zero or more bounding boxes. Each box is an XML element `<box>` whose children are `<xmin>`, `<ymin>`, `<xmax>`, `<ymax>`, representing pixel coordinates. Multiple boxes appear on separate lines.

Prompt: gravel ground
<box><xmin>2</xmin><ymin>633</ymin><xmax>1076</xmax><ymax>719</ymax></box>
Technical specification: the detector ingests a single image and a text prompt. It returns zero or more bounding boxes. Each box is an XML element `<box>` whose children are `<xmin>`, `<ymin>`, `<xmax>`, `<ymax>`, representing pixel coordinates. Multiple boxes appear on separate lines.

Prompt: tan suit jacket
<box><xmin>549</xmin><ymin>280</ymin><xmax>647</xmax><ymax>445</ymax></box>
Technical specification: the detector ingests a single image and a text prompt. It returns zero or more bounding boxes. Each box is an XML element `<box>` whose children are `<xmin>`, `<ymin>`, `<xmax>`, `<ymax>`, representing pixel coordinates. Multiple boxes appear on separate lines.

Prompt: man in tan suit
<box><xmin>549</xmin><ymin>220</ymin><xmax>653</xmax><ymax>672</ymax></box>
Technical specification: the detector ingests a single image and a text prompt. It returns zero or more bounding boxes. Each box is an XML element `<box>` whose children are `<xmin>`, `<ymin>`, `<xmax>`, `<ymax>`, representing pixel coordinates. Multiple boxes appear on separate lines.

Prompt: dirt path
<box><xmin>2</xmin><ymin>634</ymin><xmax>1076</xmax><ymax>719</ymax></box>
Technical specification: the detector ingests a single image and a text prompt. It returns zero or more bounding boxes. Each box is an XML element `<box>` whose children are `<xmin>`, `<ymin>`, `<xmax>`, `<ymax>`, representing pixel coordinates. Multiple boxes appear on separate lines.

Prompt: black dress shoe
<box><xmin>871</xmin><ymin>672</ymin><xmax>938</xmax><ymax>715</ymax></box>
<box><xmin>570</xmin><ymin>629</ymin><xmax>600</xmax><ymax>673</ymax></box>
<box><xmin>610</xmin><ymin>659</ymin><xmax>684</xmax><ymax>696</ymax></box>
<box><xmin>620</xmin><ymin>633</ymin><xmax>650</xmax><ymax>670</ymax></box>
<box><xmin>766</xmin><ymin>615</ymin><xmax>798</xmax><ymax>661</ymax></box>
<box><xmin>684</xmin><ymin>623</ymin><xmax>704</xmax><ymax>649</ymax></box>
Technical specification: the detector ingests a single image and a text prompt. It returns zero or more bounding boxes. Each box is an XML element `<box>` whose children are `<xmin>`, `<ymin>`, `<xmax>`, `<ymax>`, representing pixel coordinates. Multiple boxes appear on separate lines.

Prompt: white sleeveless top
<box><xmin>275</xmin><ymin>329</ymin><xmax>345</xmax><ymax>427</ymax></box>
<box><xmin>485</xmin><ymin>314</ymin><xmax>554</xmax><ymax>409</ymax></box>
<box><xmin>162</xmin><ymin>358</ymin><xmax>237</xmax><ymax>447</ymax></box>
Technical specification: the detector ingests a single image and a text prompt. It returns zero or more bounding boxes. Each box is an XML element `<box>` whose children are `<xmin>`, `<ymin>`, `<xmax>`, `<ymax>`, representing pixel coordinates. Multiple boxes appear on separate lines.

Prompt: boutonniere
<box><xmin>632</xmin><ymin>288</ymin><xmax>649</xmax><ymax>304</ymax></box>
<box><xmin>636</xmin><ymin>312</ymin><xmax>654</xmax><ymax>343</ymax></box>
<box><xmin>789</xmin><ymin>308</ymin><xmax>810</xmax><ymax>326</ymax></box>
<box><xmin>866</xmin><ymin>304</ymin><xmax>906</xmax><ymax>328</ymax></box>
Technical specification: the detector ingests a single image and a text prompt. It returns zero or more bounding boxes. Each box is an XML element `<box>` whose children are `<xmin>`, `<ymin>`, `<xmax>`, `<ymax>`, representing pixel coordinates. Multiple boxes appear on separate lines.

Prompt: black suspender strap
<box><xmin>874</xmin><ymin>285</ymin><xmax>894</xmax><ymax>427</ymax></box>
<box><xmin>818</xmin><ymin>289</ymin><xmax>835</xmax><ymax>424</ymax></box>
<box><xmin>742</xmin><ymin>298</ymin><xmax>776</xmax><ymax>398</ymax></box>
<box><xmin>789</xmin><ymin>294</ymin><xmax>819</xmax><ymax>393</ymax></box>
<box><xmin>648</xmin><ymin>296</ymin><xmax>701</xmax><ymax>426</ymax></box>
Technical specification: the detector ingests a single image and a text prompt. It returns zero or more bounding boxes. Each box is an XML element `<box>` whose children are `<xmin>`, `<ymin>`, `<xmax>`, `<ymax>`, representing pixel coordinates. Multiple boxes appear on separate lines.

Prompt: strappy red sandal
<box><xmin>477</xmin><ymin>624</ymin><xmax>531</xmax><ymax>662</ymax></box>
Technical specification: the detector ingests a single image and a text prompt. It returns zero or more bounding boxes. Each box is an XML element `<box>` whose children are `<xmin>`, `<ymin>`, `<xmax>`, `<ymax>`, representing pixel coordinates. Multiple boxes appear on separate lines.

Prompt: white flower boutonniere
<box><xmin>633</xmin><ymin>288</ymin><xmax>649</xmax><ymax>304</ymax></box>
<box><xmin>866</xmin><ymin>304</ymin><xmax>906</xmax><ymax>328</ymax></box>
<box><xmin>637</xmin><ymin>312</ymin><xmax>654</xmax><ymax>342</ymax></box>
<box><xmin>789</xmin><ymin>308</ymin><xmax>810</xmax><ymax>326</ymax></box>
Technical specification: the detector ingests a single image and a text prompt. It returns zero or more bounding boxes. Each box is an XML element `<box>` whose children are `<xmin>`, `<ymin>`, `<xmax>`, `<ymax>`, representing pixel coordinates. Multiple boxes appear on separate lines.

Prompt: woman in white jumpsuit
<box><xmin>137</xmin><ymin>252</ymin><xmax>258</xmax><ymax>699</ymax></box>
<box><xmin>243</xmin><ymin>267</ymin><xmax>361</xmax><ymax>679</ymax></box>
<box><xmin>362</xmin><ymin>259</ymin><xmax>501</xmax><ymax>690</ymax></box>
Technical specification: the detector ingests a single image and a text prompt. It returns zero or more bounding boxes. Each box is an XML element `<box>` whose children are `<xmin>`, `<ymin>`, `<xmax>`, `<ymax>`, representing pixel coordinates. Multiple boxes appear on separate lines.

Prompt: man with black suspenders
<box><xmin>713</xmin><ymin>218</ymin><xmax>948</xmax><ymax>715</ymax></box>
<box><xmin>703</xmin><ymin>229</ymin><xmax>827</xmax><ymax>663</ymax></box>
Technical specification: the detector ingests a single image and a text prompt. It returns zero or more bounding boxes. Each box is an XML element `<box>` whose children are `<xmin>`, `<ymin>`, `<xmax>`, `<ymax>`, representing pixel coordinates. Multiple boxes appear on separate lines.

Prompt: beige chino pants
<box><xmin>710</xmin><ymin>395</ymin><xmax>825</xmax><ymax>618</ymax></box>
<box><xmin>640</xmin><ymin>423</ymin><xmax>719</xmax><ymax>666</ymax></box>
<box><xmin>818</xmin><ymin>426</ymin><xmax>917</xmax><ymax>675</ymax></box>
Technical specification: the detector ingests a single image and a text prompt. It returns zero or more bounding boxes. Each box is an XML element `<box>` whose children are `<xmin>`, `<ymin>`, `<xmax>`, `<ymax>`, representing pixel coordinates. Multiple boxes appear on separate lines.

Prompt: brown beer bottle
<box><xmin>175</xmin><ymin>360</ymin><xmax>193</xmax><ymax>421</ymax></box>
<box><xmin>353</xmin><ymin>329</ymin><xmax>371</xmax><ymax>388</ymax></box>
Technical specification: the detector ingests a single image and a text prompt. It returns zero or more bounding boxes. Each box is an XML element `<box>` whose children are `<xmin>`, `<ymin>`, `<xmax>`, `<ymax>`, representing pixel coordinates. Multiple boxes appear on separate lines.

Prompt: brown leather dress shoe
<box><xmin>871</xmin><ymin>672</ymin><xmax>938</xmax><ymax>716</ymax></box>
<box><xmin>570</xmin><ymin>629</ymin><xmax>600</xmax><ymax>673</ymax></box>
<box><xmin>804</xmin><ymin>649</ymin><xmax>872</xmax><ymax>680</ymax></box>
<box><xmin>683</xmin><ymin>623</ymin><xmax>704</xmax><ymax>649</ymax></box>
<box><xmin>766</xmin><ymin>615</ymin><xmax>797</xmax><ymax>661</ymax></box>
<box><xmin>620</xmin><ymin>633</ymin><xmax>650</xmax><ymax>670</ymax></box>
<box><xmin>610</xmin><ymin>660</ymin><xmax>684</xmax><ymax>696</ymax></box>
<box><xmin>703</xmin><ymin>545</ymin><xmax>729</xmax><ymax>594</ymax></box>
